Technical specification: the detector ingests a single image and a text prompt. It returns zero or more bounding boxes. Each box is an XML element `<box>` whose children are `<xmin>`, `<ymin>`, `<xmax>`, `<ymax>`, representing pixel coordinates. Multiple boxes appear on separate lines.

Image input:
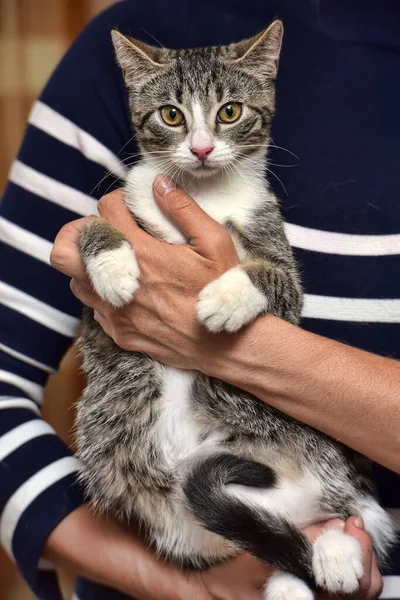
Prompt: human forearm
<box><xmin>43</xmin><ymin>504</ymin><xmax>206</xmax><ymax>600</ymax></box>
<box><xmin>204</xmin><ymin>315</ymin><xmax>400</xmax><ymax>472</ymax></box>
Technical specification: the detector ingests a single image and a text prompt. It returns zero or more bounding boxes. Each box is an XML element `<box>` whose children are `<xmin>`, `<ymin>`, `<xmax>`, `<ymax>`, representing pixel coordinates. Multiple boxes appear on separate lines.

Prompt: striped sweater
<box><xmin>0</xmin><ymin>1</ymin><xmax>399</xmax><ymax>599</ymax></box>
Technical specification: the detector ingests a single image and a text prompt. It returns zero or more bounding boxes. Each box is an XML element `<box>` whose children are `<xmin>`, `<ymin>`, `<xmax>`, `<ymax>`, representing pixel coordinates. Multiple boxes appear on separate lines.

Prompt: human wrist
<box><xmin>43</xmin><ymin>504</ymin><xmax>128</xmax><ymax>590</ymax></box>
<box><xmin>200</xmin><ymin>315</ymin><xmax>291</xmax><ymax>393</ymax></box>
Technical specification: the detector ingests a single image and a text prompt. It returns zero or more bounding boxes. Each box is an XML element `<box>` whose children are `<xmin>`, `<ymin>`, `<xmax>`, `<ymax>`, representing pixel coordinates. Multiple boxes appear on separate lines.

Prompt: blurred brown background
<box><xmin>0</xmin><ymin>1</ymin><xmax>118</xmax><ymax>598</ymax></box>
<box><xmin>0</xmin><ymin>0</ymin><xmax>118</xmax><ymax>193</ymax></box>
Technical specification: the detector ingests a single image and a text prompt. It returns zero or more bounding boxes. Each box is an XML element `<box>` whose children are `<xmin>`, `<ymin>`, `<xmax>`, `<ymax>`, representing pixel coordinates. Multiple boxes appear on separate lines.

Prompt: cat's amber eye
<box><xmin>160</xmin><ymin>105</ymin><xmax>185</xmax><ymax>126</ymax></box>
<box><xmin>217</xmin><ymin>102</ymin><xmax>242</xmax><ymax>124</ymax></box>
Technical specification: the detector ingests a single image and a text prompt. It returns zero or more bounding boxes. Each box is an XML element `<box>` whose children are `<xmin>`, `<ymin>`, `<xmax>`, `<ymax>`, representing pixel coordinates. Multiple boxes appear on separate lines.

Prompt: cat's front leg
<box><xmin>197</xmin><ymin>259</ymin><xmax>302</xmax><ymax>333</ymax></box>
<box><xmin>79</xmin><ymin>220</ymin><xmax>140</xmax><ymax>307</ymax></box>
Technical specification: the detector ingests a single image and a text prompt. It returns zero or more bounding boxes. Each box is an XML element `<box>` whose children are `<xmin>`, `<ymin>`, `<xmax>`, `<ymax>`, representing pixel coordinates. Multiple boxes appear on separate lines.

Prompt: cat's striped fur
<box><xmin>76</xmin><ymin>22</ymin><xmax>395</xmax><ymax>599</ymax></box>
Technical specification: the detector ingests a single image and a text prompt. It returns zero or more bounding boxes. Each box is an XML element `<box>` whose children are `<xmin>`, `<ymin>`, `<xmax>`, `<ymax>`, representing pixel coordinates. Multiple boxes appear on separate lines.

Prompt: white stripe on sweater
<box><xmin>0</xmin><ymin>217</ymin><xmax>52</xmax><ymax>265</ymax></box>
<box><xmin>0</xmin><ymin>342</ymin><xmax>54</xmax><ymax>374</ymax></box>
<box><xmin>285</xmin><ymin>223</ymin><xmax>400</xmax><ymax>256</ymax></box>
<box><xmin>0</xmin><ymin>456</ymin><xmax>79</xmax><ymax>557</ymax></box>
<box><xmin>0</xmin><ymin>398</ymin><xmax>40</xmax><ymax>414</ymax></box>
<box><xmin>9</xmin><ymin>161</ymin><xmax>98</xmax><ymax>217</ymax></box>
<box><xmin>381</xmin><ymin>576</ymin><xmax>400</xmax><ymax>599</ymax></box>
<box><xmin>29</xmin><ymin>101</ymin><xmax>128</xmax><ymax>181</ymax></box>
<box><xmin>0</xmin><ymin>371</ymin><xmax>43</xmax><ymax>404</ymax></box>
<box><xmin>0</xmin><ymin>281</ymin><xmax>80</xmax><ymax>337</ymax></box>
<box><xmin>303</xmin><ymin>295</ymin><xmax>400</xmax><ymax>323</ymax></box>
<box><xmin>0</xmin><ymin>420</ymin><xmax>55</xmax><ymax>462</ymax></box>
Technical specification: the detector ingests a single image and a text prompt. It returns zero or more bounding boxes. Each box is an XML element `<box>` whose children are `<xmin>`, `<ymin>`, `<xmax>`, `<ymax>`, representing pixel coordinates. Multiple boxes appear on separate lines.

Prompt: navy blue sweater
<box><xmin>0</xmin><ymin>1</ymin><xmax>399</xmax><ymax>598</ymax></box>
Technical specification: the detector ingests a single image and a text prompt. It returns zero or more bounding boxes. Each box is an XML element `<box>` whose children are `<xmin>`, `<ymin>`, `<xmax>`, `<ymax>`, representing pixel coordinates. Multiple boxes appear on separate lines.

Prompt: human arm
<box><xmin>0</xmin><ymin>4</ymin><xmax>141</xmax><ymax>596</ymax></box>
<box><xmin>43</xmin><ymin>504</ymin><xmax>382</xmax><ymax>600</ymax></box>
<box><xmin>56</xmin><ymin>181</ymin><xmax>400</xmax><ymax>473</ymax></box>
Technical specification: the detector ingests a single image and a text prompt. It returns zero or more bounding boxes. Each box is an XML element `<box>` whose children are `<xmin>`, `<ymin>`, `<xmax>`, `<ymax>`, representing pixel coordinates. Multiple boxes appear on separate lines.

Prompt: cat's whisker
<box><xmin>231</xmin><ymin>156</ymin><xmax>263</xmax><ymax>181</ymax></box>
<box><xmin>90</xmin><ymin>157</ymin><xmax>132</xmax><ymax>197</ymax></box>
<box><xmin>268</xmin><ymin>140</ymin><xmax>300</xmax><ymax>160</ymax></box>
<box><xmin>235</xmin><ymin>141</ymin><xmax>299</xmax><ymax>162</ymax></box>
<box><xmin>267</xmin><ymin>162</ymin><xmax>298</xmax><ymax>168</ymax></box>
<box><xmin>265</xmin><ymin>167</ymin><xmax>288</xmax><ymax>196</ymax></box>
<box><xmin>89</xmin><ymin>148</ymin><xmax>169</xmax><ymax>197</ymax></box>
<box><xmin>115</xmin><ymin>133</ymin><xmax>138</xmax><ymax>157</ymax></box>
<box><xmin>229</xmin><ymin>160</ymin><xmax>251</xmax><ymax>188</ymax></box>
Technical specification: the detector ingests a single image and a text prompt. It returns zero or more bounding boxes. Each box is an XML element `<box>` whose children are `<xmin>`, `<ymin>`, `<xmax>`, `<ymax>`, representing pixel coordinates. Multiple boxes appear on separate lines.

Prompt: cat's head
<box><xmin>112</xmin><ymin>21</ymin><xmax>283</xmax><ymax>180</ymax></box>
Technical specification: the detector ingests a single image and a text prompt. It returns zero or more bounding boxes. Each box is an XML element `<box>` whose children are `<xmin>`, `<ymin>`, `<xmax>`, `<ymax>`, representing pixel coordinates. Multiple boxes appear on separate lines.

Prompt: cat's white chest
<box><xmin>125</xmin><ymin>162</ymin><xmax>269</xmax><ymax>244</ymax></box>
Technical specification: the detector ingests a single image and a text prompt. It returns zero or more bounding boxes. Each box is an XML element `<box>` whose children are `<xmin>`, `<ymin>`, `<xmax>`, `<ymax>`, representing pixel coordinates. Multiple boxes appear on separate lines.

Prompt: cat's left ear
<box><xmin>111</xmin><ymin>30</ymin><xmax>166</xmax><ymax>84</ymax></box>
<box><xmin>226</xmin><ymin>20</ymin><xmax>283</xmax><ymax>80</ymax></box>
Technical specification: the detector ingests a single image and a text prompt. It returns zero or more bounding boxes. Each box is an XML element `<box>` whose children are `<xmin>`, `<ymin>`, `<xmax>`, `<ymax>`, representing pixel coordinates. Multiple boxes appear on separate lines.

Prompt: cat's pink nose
<box><xmin>191</xmin><ymin>146</ymin><xmax>214</xmax><ymax>162</ymax></box>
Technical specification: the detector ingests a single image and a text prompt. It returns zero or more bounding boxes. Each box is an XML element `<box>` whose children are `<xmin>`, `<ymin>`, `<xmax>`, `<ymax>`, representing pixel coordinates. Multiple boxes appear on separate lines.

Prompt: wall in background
<box><xmin>0</xmin><ymin>0</ymin><xmax>118</xmax><ymax>193</ymax></box>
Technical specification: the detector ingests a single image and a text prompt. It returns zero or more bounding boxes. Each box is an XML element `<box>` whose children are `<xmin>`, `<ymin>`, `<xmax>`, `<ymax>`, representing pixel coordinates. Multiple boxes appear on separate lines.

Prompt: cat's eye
<box><xmin>217</xmin><ymin>102</ymin><xmax>242</xmax><ymax>124</ymax></box>
<box><xmin>160</xmin><ymin>105</ymin><xmax>185</xmax><ymax>127</ymax></box>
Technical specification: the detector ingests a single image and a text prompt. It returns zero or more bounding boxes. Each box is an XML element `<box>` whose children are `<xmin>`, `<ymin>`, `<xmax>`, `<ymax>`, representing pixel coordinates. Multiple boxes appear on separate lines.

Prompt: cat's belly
<box><xmin>158</xmin><ymin>368</ymin><xmax>199</xmax><ymax>465</ymax></box>
<box><xmin>157</xmin><ymin>367</ymin><xmax>223</xmax><ymax>467</ymax></box>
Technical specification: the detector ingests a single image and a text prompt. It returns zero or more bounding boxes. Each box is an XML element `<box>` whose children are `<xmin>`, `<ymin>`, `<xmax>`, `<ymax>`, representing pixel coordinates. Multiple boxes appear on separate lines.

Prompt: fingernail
<box><xmin>354</xmin><ymin>516</ymin><xmax>364</xmax><ymax>529</ymax></box>
<box><xmin>322</xmin><ymin>519</ymin><xmax>345</xmax><ymax>532</ymax></box>
<box><xmin>154</xmin><ymin>174</ymin><xmax>175</xmax><ymax>196</ymax></box>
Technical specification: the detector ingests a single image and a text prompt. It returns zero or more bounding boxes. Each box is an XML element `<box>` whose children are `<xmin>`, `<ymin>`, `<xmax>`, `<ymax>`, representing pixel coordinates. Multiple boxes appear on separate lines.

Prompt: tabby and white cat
<box><xmin>76</xmin><ymin>22</ymin><xmax>395</xmax><ymax>600</ymax></box>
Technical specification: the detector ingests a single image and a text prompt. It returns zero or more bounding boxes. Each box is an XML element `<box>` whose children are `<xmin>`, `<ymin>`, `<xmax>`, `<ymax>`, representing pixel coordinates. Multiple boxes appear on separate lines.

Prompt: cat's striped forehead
<box><xmin>143</xmin><ymin>46</ymin><xmax>263</xmax><ymax>108</ymax></box>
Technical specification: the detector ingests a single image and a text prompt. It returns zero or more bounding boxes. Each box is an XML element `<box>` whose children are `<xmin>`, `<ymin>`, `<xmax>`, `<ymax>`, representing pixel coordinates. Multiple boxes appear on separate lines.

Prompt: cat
<box><xmin>75</xmin><ymin>21</ymin><xmax>395</xmax><ymax>600</ymax></box>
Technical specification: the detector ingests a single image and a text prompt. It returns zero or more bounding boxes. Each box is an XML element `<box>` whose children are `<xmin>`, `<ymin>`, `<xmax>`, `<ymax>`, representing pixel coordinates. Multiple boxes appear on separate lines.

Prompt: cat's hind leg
<box><xmin>79</xmin><ymin>220</ymin><xmax>139</xmax><ymax>307</ymax></box>
<box><xmin>183</xmin><ymin>453</ymin><xmax>316</xmax><ymax>594</ymax></box>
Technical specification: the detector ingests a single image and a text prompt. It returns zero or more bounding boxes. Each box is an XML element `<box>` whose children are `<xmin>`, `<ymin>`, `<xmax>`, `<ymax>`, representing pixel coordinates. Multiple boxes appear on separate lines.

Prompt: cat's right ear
<box><xmin>111</xmin><ymin>30</ymin><xmax>166</xmax><ymax>84</ymax></box>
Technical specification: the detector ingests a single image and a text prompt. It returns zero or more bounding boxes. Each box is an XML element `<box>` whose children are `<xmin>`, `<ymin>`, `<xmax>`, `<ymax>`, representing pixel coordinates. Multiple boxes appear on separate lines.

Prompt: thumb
<box><xmin>345</xmin><ymin>516</ymin><xmax>373</xmax><ymax>557</ymax></box>
<box><xmin>153</xmin><ymin>174</ymin><xmax>234</xmax><ymax>259</ymax></box>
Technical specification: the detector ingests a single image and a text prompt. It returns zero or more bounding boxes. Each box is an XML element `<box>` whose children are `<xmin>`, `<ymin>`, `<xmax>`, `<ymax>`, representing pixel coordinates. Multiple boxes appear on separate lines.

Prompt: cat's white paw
<box><xmin>264</xmin><ymin>572</ymin><xmax>314</xmax><ymax>600</ymax></box>
<box><xmin>197</xmin><ymin>266</ymin><xmax>268</xmax><ymax>333</ymax></box>
<box><xmin>86</xmin><ymin>242</ymin><xmax>140</xmax><ymax>307</ymax></box>
<box><xmin>312</xmin><ymin>529</ymin><xmax>363</xmax><ymax>594</ymax></box>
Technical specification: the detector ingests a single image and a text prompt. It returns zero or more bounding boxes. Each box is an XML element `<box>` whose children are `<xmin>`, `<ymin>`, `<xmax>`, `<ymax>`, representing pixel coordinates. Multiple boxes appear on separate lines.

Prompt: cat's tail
<box><xmin>184</xmin><ymin>453</ymin><xmax>316</xmax><ymax>591</ymax></box>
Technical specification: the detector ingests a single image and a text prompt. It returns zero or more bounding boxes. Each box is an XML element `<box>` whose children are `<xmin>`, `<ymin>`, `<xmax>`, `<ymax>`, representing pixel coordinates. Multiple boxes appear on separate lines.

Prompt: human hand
<box><xmin>51</xmin><ymin>175</ymin><xmax>240</xmax><ymax>372</ymax></box>
<box><xmin>202</xmin><ymin>518</ymin><xmax>382</xmax><ymax>600</ymax></box>
<box><xmin>307</xmin><ymin>518</ymin><xmax>383</xmax><ymax>600</ymax></box>
<box><xmin>43</xmin><ymin>499</ymin><xmax>380</xmax><ymax>600</ymax></box>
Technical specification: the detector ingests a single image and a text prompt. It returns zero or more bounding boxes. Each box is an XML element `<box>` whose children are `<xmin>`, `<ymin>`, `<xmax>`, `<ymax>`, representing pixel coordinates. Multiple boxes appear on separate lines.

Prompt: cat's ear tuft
<box><xmin>226</xmin><ymin>20</ymin><xmax>283</xmax><ymax>80</ymax></box>
<box><xmin>111</xmin><ymin>30</ymin><xmax>166</xmax><ymax>84</ymax></box>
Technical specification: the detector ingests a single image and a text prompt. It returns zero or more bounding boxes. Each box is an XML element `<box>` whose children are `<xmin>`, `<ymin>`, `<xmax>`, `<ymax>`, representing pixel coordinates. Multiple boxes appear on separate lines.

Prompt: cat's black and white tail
<box><xmin>184</xmin><ymin>454</ymin><xmax>317</xmax><ymax>598</ymax></box>
<box><xmin>184</xmin><ymin>453</ymin><xmax>376</xmax><ymax>600</ymax></box>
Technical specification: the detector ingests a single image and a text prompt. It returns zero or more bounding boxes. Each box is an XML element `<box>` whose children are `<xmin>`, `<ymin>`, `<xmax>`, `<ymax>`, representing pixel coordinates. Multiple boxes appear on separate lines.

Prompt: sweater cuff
<box><xmin>0</xmin><ymin>403</ymin><xmax>85</xmax><ymax>599</ymax></box>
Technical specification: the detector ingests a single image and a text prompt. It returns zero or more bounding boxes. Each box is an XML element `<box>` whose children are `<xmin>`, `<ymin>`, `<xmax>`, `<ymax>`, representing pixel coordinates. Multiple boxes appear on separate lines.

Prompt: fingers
<box><xmin>344</xmin><ymin>517</ymin><xmax>374</xmax><ymax>596</ymax></box>
<box><xmin>369</xmin><ymin>555</ymin><xmax>384</xmax><ymax>599</ymax></box>
<box><xmin>51</xmin><ymin>189</ymin><xmax>153</xmax><ymax>279</ymax></box>
<box><xmin>70</xmin><ymin>279</ymin><xmax>104</xmax><ymax>313</ymax></box>
<box><xmin>153</xmin><ymin>174</ymin><xmax>236</xmax><ymax>260</ymax></box>
<box><xmin>304</xmin><ymin>518</ymin><xmax>345</xmax><ymax>543</ymax></box>
<box><xmin>51</xmin><ymin>216</ymin><xmax>97</xmax><ymax>278</ymax></box>
<box><xmin>97</xmin><ymin>188</ymin><xmax>153</xmax><ymax>245</ymax></box>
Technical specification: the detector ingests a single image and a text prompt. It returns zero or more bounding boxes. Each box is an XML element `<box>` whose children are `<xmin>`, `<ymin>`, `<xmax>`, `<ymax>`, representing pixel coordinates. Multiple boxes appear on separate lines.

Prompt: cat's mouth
<box><xmin>185</xmin><ymin>161</ymin><xmax>221</xmax><ymax>177</ymax></box>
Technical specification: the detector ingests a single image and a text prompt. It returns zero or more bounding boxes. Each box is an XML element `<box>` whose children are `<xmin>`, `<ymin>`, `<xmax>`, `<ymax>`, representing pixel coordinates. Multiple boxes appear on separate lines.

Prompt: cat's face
<box><xmin>112</xmin><ymin>22</ymin><xmax>283</xmax><ymax>180</ymax></box>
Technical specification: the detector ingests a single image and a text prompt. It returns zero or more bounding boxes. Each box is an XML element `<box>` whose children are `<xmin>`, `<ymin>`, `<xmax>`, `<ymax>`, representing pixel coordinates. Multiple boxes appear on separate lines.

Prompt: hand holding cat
<box><xmin>203</xmin><ymin>517</ymin><xmax>381</xmax><ymax>600</ymax></box>
<box><xmin>51</xmin><ymin>179</ymin><xmax>382</xmax><ymax>600</ymax></box>
<box><xmin>52</xmin><ymin>175</ymin><xmax>242</xmax><ymax>372</ymax></box>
